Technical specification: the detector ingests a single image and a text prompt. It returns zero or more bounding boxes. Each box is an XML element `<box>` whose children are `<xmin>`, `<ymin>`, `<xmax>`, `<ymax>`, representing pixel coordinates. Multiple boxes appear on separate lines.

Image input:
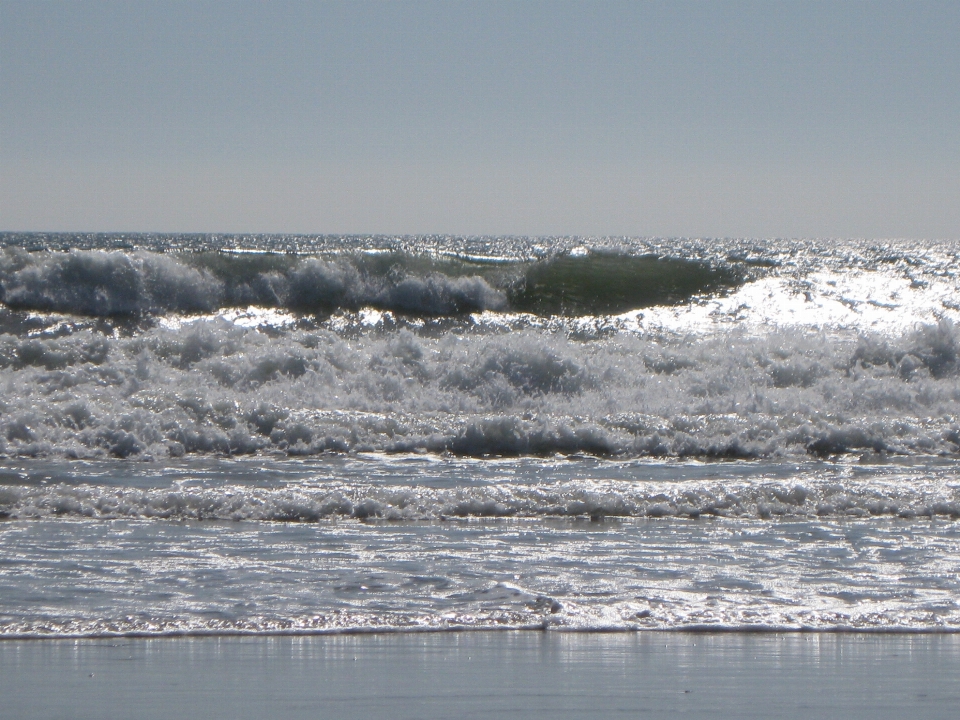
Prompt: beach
<box><xmin>4</xmin><ymin>631</ymin><xmax>959</xmax><ymax>719</ymax></box>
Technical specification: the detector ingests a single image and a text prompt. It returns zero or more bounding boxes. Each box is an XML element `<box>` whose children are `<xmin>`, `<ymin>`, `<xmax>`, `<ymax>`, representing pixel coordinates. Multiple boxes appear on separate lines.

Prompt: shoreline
<box><xmin>4</xmin><ymin>624</ymin><xmax>960</xmax><ymax>641</ymax></box>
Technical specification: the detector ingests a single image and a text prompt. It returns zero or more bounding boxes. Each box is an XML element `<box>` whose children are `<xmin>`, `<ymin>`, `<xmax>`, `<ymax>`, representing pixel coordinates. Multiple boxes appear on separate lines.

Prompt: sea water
<box><xmin>1</xmin><ymin>234</ymin><xmax>960</xmax><ymax>636</ymax></box>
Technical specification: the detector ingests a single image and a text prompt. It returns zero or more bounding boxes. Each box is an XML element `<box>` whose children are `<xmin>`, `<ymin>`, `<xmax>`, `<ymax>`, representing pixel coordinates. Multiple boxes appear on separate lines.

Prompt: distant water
<box><xmin>2</xmin><ymin>233</ymin><xmax>960</xmax><ymax>636</ymax></box>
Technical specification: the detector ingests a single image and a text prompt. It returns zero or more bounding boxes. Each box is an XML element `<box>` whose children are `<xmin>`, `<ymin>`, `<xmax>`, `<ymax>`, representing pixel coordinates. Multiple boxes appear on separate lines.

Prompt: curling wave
<box><xmin>0</xmin><ymin>247</ymin><xmax>740</xmax><ymax>319</ymax></box>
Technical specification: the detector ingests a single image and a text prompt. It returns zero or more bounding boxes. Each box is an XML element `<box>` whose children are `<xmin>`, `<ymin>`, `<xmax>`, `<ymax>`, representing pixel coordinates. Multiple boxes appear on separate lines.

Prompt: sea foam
<box><xmin>1</xmin><ymin>316</ymin><xmax>960</xmax><ymax>460</ymax></box>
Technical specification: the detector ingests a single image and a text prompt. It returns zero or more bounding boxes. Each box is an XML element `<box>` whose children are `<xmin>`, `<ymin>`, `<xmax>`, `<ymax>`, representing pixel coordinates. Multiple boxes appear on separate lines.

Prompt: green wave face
<box><xmin>509</xmin><ymin>254</ymin><xmax>742</xmax><ymax>316</ymax></box>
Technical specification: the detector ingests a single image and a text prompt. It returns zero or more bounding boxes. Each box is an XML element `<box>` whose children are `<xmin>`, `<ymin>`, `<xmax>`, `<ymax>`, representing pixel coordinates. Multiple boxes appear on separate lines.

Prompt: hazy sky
<box><xmin>2</xmin><ymin>0</ymin><xmax>959</xmax><ymax>237</ymax></box>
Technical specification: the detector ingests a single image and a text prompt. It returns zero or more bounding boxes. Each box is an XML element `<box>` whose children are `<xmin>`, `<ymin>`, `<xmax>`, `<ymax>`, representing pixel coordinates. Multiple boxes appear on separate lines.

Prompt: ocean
<box><xmin>2</xmin><ymin>233</ymin><xmax>960</xmax><ymax>638</ymax></box>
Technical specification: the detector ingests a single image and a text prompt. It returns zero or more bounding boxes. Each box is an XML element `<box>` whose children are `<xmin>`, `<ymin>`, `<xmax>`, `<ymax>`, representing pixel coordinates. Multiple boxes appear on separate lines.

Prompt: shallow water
<box><xmin>2</xmin><ymin>456</ymin><xmax>960</xmax><ymax>635</ymax></box>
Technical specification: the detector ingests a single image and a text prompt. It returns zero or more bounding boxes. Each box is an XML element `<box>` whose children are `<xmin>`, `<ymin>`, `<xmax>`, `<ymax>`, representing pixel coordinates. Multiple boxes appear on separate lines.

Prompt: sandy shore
<box><xmin>3</xmin><ymin>631</ymin><xmax>959</xmax><ymax>719</ymax></box>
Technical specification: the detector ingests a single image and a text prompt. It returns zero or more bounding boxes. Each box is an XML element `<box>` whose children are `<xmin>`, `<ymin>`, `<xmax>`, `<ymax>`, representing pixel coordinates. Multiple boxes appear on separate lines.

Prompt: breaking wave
<box><xmin>3</xmin><ymin>476</ymin><xmax>959</xmax><ymax>522</ymax></box>
<box><xmin>3</xmin><ymin>235</ymin><xmax>960</xmax><ymax>461</ymax></box>
<box><xmin>0</xmin><ymin>247</ymin><xmax>740</xmax><ymax>319</ymax></box>
<box><xmin>2</xmin><ymin>315</ymin><xmax>960</xmax><ymax>460</ymax></box>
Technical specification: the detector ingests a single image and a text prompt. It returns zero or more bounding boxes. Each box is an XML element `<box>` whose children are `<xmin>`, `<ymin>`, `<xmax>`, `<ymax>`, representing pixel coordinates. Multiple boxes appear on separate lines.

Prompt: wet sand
<box><xmin>3</xmin><ymin>631</ymin><xmax>959</xmax><ymax>719</ymax></box>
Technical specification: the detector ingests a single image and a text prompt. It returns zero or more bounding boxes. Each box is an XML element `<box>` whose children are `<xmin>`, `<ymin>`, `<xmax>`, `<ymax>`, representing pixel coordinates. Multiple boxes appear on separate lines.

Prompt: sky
<box><xmin>2</xmin><ymin>0</ymin><xmax>959</xmax><ymax>238</ymax></box>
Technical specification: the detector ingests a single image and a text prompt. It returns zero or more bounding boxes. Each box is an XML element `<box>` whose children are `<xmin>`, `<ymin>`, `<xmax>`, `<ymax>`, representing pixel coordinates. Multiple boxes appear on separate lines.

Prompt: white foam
<box><xmin>2</xmin><ymin>316</ymin><xmax>960</xmax><ymax>459</ymax></box>
<box><xmin>3</xmin><ymin>474</ymin><xmax>958</xmax><ymax>521</ymax></box>
<box><xmin>0</xmin><ymin>248</ymin><xmax>507</xmax><ymax>317</ymax></box>
<box><xmin>638</xmin><ymin>270</ymin><xmax>960</xmax><ymax>336</ymax></box>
